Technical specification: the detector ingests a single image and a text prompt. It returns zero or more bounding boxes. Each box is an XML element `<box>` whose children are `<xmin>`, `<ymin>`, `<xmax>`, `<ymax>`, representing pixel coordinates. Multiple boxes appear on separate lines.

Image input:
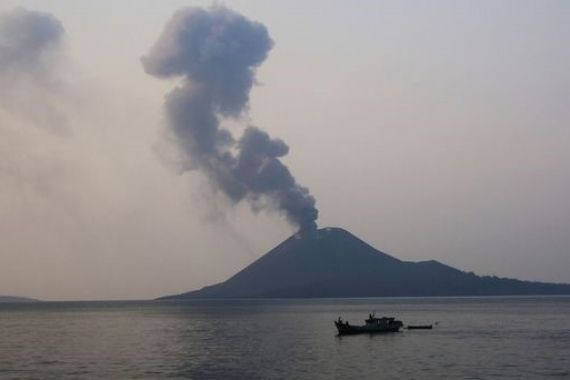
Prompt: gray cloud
<box><xmin>0</xmin><ymin>8</ymin><xmax>66</xmax><ymax>131</ymax></box>
<box><xmin>143</xmin><ymin>6</ymin><xmax>318</xmax><ymax>233</ymax></box>
<box><xmin>0</xmin><ymin>8</ymin><xmax>63</xmax><ymax>74</ymax></box>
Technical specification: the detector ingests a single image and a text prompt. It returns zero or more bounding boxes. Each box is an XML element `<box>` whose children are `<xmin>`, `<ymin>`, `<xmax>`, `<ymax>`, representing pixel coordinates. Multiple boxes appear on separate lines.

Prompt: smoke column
<box><xmin>0</xmin><ymin>8</ymin><xmax>62</xmax><ymax>76</ymax></box>
<box><xmin>142</xmin><ymin>6</ymin><xmax>318</xmax><ymax>233</ymax></box>
<box><xmin>0</xmin><ymin>7</ymin><xmax>66</xmax><ymax>130</ymax></box>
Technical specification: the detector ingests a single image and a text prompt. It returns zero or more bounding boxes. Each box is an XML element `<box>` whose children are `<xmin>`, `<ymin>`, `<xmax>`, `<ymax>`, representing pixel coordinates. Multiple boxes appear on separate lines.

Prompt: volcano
<box><xmin>162</xmin><ymin>227</ymin><xmax>570</xmax><ymax>299</ymax></box>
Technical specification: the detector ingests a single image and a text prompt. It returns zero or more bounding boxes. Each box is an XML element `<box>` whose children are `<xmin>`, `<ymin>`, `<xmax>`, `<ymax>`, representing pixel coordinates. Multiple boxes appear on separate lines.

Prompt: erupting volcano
<box><xmin>145</xmin><ymin>7</ymin><xmax>570</xmax><ymax>300</ymax></box>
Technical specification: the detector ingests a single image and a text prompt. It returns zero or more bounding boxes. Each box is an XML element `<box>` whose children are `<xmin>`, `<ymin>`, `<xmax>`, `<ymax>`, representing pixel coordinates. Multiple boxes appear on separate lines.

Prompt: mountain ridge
<box><xmin>162</xmin><ymin>227</ymin><xmax>570</xmax><ymax>299</ymax></box>
<box><xmin>0</xmin><ymin>295</ymin><xmax>39</xmax><ymax>303</ymax></box>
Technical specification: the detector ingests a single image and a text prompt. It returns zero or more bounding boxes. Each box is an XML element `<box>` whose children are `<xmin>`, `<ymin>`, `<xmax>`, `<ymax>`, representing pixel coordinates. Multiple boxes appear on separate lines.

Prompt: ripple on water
<box><xmin>0</xmin><ymin>297</ymin><xmax>568</xmax><ymax>379</ymax></box>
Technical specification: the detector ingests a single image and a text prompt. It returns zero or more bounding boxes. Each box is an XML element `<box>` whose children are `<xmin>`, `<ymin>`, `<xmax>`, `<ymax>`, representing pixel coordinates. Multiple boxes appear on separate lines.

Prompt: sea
<box><xmin>0</xmin><ymin>296</ymin><xmax>568</xmax><ymax>379</ymax></box>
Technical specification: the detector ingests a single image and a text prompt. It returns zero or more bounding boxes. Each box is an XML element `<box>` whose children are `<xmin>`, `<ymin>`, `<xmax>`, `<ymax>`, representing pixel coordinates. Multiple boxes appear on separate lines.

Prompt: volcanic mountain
<box><xmin>162</xmin><ymin>227</ymin><xmax>570</xmax><ymax>299</ymax></box>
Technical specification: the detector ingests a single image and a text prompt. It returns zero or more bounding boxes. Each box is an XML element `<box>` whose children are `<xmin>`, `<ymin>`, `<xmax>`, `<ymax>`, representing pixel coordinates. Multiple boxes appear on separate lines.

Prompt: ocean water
<box><xmin>0</xmin><ymin>297</ymin><xmax>568</xmax><ymax>379</ymax></box>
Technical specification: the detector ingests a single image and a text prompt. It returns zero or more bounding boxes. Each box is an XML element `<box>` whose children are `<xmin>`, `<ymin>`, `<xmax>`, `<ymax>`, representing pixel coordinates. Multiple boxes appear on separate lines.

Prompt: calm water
<box><xmin>0</xmin><ymin>297</ymin><xmax>569</xmax><ymax>379</ymax></box>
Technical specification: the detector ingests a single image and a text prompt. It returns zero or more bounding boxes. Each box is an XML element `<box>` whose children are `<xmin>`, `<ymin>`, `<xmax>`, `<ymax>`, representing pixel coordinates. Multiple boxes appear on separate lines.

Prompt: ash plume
<box><xmin>142</xmin><ymin>6</ymin><xmax>318</xmax><ymax>233</ymax></box>
<box><xmin>0</xmin><ymin>8</ymin><xmax>66</xmax><ymax>131</ymax></box>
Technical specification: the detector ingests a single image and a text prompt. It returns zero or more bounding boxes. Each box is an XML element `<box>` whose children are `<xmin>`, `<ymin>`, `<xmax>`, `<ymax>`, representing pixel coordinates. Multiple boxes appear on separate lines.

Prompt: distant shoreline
<box><xmin>0</xmin><ymin>295</ymin><xmax>39</xmax><ymax>303</ymax></box>
<box><xmin>4</xmin><ymin>294</ymin><xmax>570</xmax><ymax>304</ymax></box>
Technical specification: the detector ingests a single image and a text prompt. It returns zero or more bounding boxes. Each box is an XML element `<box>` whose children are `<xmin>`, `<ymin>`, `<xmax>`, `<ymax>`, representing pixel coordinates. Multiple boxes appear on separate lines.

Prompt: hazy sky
<box><xmin>1</xmin><ymin>0</ymin><xmax>569</xmax><ymax>300</ymax></box>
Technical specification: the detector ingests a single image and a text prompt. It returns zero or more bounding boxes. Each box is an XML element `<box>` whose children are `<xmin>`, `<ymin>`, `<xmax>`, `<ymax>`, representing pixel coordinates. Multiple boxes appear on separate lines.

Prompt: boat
<box><xmin>334</xmin><ymin>313</ymin><xmax>403</xmax><ymax>335</ymax></box>
<box><xmin>406</xmin><ymin>325</ymin><xmax>433</xmax><ymax>330</ymax></box>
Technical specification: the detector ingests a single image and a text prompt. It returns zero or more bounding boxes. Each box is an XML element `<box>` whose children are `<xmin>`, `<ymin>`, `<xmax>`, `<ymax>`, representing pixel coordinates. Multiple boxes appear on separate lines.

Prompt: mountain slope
<box><xmin>162</xmin><ymin>227</ymin><xmax>570</xmax><ymax>299</ymax></box>
<box><xmin>0</xmin><ymin>295</ymin><xmax>39</xmax><ymax>303</ymax></box>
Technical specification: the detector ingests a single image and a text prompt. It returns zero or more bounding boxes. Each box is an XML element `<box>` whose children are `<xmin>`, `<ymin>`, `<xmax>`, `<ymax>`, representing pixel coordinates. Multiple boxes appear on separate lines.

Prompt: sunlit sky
<box><xmin>1</xmin><ymin>0</ymin><xmax>569</xmax><ymax>300</ymax></box>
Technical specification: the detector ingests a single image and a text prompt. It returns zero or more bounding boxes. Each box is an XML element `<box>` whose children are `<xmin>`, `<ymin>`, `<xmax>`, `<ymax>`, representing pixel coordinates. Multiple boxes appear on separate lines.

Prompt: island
<box><xmin>162</xmin><ymin>227</ymin><xmax>570</xmax><ymax>299</ymax></box>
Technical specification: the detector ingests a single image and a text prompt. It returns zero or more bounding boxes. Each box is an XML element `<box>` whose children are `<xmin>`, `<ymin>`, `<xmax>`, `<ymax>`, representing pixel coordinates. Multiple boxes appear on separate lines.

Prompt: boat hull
<box><xmin>335</xmin><ymin>321</ymin><xmax>402</xmax><ymax>335</ymax></box>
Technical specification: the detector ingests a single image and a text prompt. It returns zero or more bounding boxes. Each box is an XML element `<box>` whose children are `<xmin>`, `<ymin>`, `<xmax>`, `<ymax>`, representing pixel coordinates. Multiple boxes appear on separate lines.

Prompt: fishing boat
<box><xmin>335</xmin><ymin>313</ymin><xmax>403</xmax><ymax>335</ymax></box>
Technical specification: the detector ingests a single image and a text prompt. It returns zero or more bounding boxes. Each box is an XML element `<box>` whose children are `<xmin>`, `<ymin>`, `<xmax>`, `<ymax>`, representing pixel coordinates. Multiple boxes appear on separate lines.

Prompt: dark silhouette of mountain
<box><xmin>162</xmin><ymin>227</ymin><xmax>570</xmax><ymax>299</ymax></box>
<box><xmin>0</xmin><ymin>295</ymin><xmax>39</xmax><ymax>303</ymax></box>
